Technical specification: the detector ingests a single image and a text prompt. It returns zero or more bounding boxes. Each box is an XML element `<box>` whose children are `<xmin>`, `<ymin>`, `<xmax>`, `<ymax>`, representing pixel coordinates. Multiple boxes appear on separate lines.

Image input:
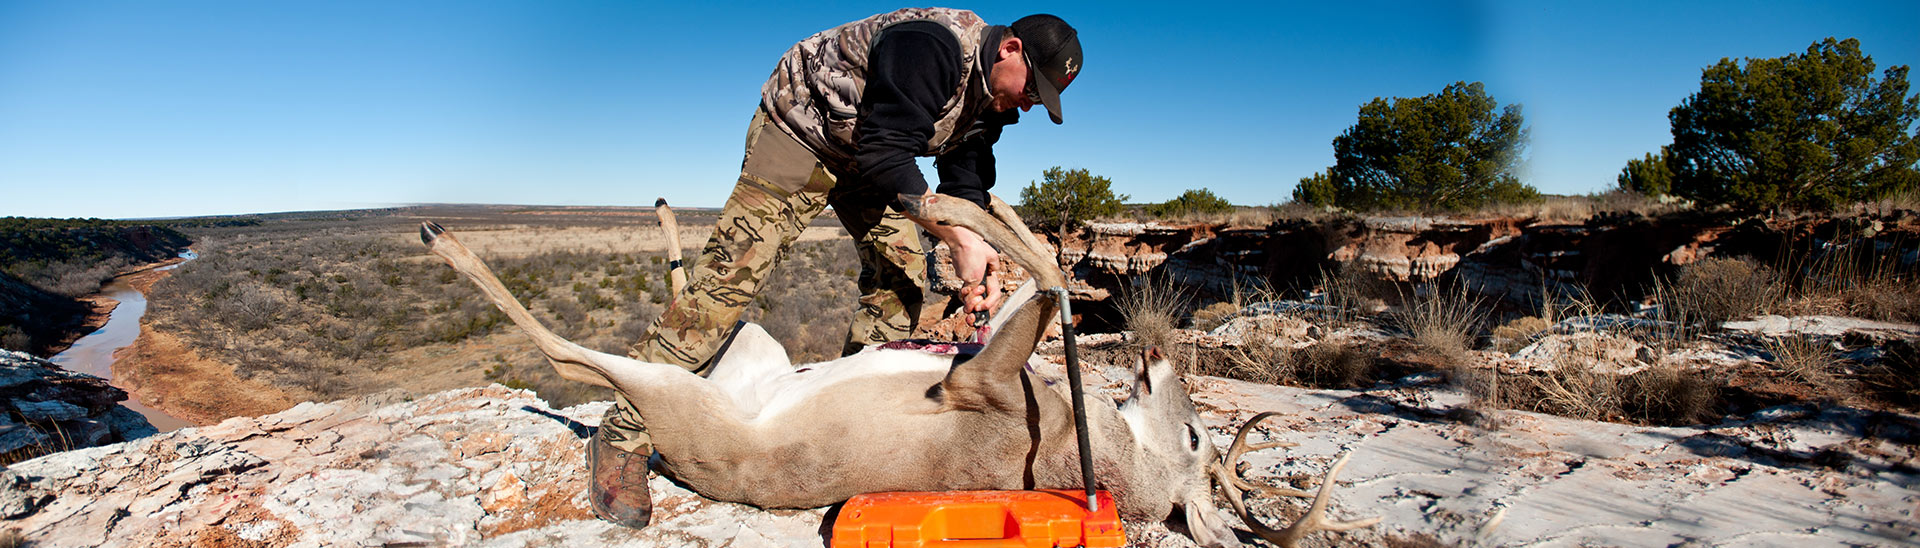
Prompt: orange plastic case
<box><xmin>830</xmin><ymin>489</ymin><xmax>1125</xmax><ymax>548</ymax></box>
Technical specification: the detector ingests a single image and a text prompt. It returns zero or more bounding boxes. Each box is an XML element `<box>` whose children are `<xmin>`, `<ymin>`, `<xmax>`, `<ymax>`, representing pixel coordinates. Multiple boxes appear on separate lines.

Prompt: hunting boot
<box><xmin>588</xmin><ymin>398</ymin><xmax>652</xmax><ymax>529</ymax></box>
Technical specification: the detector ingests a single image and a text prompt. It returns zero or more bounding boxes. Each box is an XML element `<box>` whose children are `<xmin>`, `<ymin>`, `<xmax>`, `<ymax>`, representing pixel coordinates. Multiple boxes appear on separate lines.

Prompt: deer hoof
<box><xmin>419</xmin><ymin>221</ymin><xmax>446</xmax><ymax>246</ymax></box>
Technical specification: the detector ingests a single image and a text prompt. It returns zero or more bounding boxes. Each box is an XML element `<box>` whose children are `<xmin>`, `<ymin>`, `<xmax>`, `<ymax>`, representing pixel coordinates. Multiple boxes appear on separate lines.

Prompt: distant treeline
<box><xmin>0</xmin><ymin>217</ymin><xmax>196</xmax><ymax>355</ymax></box>
<box><xmin>1</xmin><ymin>217</ymin><xmax>194</xmax><ymax>266</ymax></box>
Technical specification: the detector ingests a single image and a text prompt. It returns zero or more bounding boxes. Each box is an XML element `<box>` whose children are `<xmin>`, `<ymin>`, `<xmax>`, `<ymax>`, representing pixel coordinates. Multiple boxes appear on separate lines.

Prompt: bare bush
<box><xmin>1619</xmin><ymin>363</ymin><xmax>1718</xmax><ymax>425</ymax></box>
<box><xmin>222</xmin><ymin>285</ymin><xmax>285</xmax><ymax>332</ymax></box>
<box><xmin>0</xmin><ymin>328</ymin><xmax>28</xmax><ymax>353</ymax></box>
<box><xmin>1490</xmin><ymin>316</ymin><xmax>1550</xmax><ymax>353</ymax></box>
<box><xmin>1190</xmin><ymin>302</ymin><xmax>1239</xmax><ymax>333</ymax></box>
<box><xmin>1658</xmin><ymin>256</ymin><xmax>1782</xmax><ymax>327</ymax></box>
<box><xmin>1318</xmin><ymin>265</ymin><xmax>1395</xmax><ymax>326</ymax></box>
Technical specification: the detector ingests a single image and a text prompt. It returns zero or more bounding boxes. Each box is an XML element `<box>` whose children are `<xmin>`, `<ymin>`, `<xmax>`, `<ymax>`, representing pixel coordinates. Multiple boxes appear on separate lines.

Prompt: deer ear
<box><xmin>1134</xmin><ymin>346</ymin><xmax>1163</xmax><ymax>397</ymax></box>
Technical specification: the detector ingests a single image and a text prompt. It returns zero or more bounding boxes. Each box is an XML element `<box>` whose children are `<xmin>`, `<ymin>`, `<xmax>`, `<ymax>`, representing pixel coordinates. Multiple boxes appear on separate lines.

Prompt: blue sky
<box><xmin>1</xmin><ymin>1</ymin><xmax>1915</xmax><ymax>219</ymax></box>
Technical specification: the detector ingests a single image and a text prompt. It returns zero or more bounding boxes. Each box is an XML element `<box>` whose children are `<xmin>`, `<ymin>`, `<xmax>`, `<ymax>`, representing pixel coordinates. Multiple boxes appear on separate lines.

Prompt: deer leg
<box><xmin>654</xmin><ymin>198</ymin><xmax>690</xmax><ymax>297</ymax></box>
<box><xmin>986</xmin><ymin>194</ymin><xmax>1054</xmax><ymax>263</ymax></box>
<box><xmin>420</xmin><ymin>222</ymin><xmax>625</xmax><ymax>388</ymax></box>
<box><xmin>421</xmin><ymin>222</ymin><xmax>763</xmax><ymax>478</ymax></box>
<box><xmin>898</xmin><ymin>193</ymin><xmax>1067</xmax><ymax>290</ymax></box>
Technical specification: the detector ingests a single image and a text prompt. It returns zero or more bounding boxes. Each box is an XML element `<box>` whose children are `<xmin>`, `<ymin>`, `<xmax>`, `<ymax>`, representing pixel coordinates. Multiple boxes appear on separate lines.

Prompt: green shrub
<box><xmin>1146</xmin><ymin>189</ymin><xmax>1233</xmax><ymax>219</ymax></box>
<box><xmin>1018</xmin><ymin>167</ymin><xmax>1127</xmax><ymax>230</ymax></box>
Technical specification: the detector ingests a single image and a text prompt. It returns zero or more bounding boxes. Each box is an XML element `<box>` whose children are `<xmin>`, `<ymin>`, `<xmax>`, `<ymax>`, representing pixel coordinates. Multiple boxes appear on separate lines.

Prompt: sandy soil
<box><xmin>111</xmin><ymin>329</ymin><xmax>301</xmax><ymax>426</ymax></box>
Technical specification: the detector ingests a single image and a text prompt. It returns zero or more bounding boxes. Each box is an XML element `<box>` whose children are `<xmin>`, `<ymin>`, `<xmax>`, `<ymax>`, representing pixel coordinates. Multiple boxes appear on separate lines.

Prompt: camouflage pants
<box><xmin>600</xmin><ymin>109</ymin><xmax>927</xmax><ymax>453</ymax></box>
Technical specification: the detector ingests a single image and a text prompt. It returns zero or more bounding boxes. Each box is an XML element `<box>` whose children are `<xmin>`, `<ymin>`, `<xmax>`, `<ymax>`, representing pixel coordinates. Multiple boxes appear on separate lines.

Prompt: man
<box><xmin>590</xmin><ymin>8</ymin><xmax>1083</xmax><ymax>528</ymax></box>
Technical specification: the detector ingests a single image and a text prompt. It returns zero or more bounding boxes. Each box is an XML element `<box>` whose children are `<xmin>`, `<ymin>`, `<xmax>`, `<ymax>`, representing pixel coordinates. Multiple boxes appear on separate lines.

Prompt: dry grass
<box><xmin>1132</xmin><ymin>204</ymin><xmax>1324</xmax><ymax>227</ymax></box>
<box><xmin>1619</xmin><ymin>362</ymin><xmax>1719</xmax><ymax>425</ymax></box>
<box><xmin>445</xmin><ymin>224</ymin><xmax>845</xmax><ymax>259</ymax></box>
<box><xmin>1117</xmin><ymin>274</ymin><xmax>1193</xmax><ymax>350</ymax></box>
<box><xmin>1189</xmin><ymin>277</ymin><xmax>1279</xmax><ymax>332</ymax></box>
<box><xmin>1190</xmin><ymin>302</ymin><xmax>1239</xmax><ymax>333</ymax></box>
<box><xmin>1777</xmin><ymin>232</ymin><xmax>1920</xmax><ymax>323</ymax></box>
<box><xmin>1762</xmin><ymin>335</ymin><xmax>1846</xmax><ymax>390</ymax></box>
<box><xmin>1493</xmin><ymin>285</ymin><xmax>1606</xmax><ymax>353</ymax></box>
<box><xmin>144</xmin><ymin>206</ymin><xmax>866</xmax><ymax>411</ymax></box>
<box><xmin>1859</xmin><ymin>340</ymin><xmax>1919</xmax><ymax>409</ymax></box>
<box><xmin>1389</xmin><ymin>283</ymin><xmax>1489</xmax><ymax>362</ymax></box>
<box><xmin>1524</xmin><ymin>358</ymin><xmax>1623</xmax><ymax>422</ymax></box>
<box><xmin>0</xmin><ymin>414</ymin><xmax>73</xmax><ymax>467</ymax></box>
<box><xmin>1490</xmin><ymin>316</ymin><xmax>1551</xmax><ymax>353</ymax></box>
<box><xmin>1468</xmin><ymin>191</ymin><xmax>1687</xmax><ymax>222</ymax></box>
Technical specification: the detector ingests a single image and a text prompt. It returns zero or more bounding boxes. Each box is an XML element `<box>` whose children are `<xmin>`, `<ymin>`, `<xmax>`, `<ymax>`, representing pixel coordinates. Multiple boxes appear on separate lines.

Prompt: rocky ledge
<box><xmin>2</xmin><ymin>367</ymin><xmax>1915</xmax><ymax>546</ymax></box>
<box><xmin>1</xmin><ymin>350</ymin><xmax>156</xmax><ymax>460</ymax></box>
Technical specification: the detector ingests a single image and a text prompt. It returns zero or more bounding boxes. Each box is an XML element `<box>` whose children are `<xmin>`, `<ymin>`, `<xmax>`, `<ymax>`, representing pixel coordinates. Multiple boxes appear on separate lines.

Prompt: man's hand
<box><xmin>902</xmin><ymin>206</ymin><xmax>1005</xmax><ymax>315</ymax></box>
<box><xmin>944</xmin><ymin>227</ymin><xmax>1004</xmax><ymax>314</ymax></box>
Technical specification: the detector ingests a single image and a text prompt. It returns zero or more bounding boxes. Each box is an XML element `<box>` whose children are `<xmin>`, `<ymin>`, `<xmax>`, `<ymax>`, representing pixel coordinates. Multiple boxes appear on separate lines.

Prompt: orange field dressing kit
<box><xmin>830</xmin><ymin>489</ymin><xmax>1125</xmax><ymax>548</ymax></box>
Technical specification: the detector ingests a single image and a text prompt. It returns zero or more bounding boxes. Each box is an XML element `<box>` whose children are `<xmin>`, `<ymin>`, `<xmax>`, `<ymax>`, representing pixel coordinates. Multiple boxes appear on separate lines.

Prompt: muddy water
<box><xmin>49</xmin><ymin>255</ymin><xmax>196</xmax><ymax>432</ymax></box>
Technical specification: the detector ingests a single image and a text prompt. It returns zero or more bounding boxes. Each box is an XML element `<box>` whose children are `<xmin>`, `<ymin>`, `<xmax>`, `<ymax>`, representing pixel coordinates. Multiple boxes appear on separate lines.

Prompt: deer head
<box><xmin>1105</xmin><ymin>347</ymin><xmax>1380</xmax><ymax>548</ymax></box>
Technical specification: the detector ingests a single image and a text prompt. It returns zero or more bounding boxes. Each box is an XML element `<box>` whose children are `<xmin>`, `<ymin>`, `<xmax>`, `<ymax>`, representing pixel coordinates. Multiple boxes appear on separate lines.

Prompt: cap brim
<box><xmin>1028</xmin><ymin>63</ymin><xmax>1064</xmax><ymax>125</ymax></box>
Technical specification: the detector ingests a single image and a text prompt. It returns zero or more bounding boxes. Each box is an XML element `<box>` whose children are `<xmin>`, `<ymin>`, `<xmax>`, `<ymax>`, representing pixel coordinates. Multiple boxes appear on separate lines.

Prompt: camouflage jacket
<box><xmin>760</xmin><ymin>8</ymin><xmax>996</xmax><ymax>177</ymax></box>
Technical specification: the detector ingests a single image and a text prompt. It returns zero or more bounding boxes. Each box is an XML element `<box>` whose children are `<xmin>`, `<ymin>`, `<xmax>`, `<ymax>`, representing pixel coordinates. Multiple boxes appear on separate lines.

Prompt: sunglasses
<box><xmin>1022</xmin><ymin>51</ymin><xmax>1043</xmax><ymax>104</ymax></box>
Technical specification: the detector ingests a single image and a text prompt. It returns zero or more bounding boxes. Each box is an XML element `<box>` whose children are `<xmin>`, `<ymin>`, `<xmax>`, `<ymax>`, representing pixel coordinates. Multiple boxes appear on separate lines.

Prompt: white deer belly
<box><xmin>729</xmin><ymin>349</ymin><xmax>953</xmax><ymax>423</ymax></box>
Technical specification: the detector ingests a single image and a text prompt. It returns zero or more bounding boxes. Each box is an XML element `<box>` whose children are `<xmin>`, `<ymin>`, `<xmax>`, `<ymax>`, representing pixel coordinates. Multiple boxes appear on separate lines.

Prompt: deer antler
<box><xmin>1211</xmin><ymin>412</ymin><xmax>1382</xmax><ymax>548</ymax></box>
<box><xmin>1214</xmin><ymin>412</ymin><xmax>1314</xmax><ymax>501</ymax></box>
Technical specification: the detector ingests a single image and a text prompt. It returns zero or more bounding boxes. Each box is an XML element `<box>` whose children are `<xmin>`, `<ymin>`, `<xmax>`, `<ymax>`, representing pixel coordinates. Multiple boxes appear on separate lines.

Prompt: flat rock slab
<box><xmin>3</xmin><ymin>378</ymin><xmax>1916</xmax><ymax>547</ymax></box>
<box><xmin>1188</xmin><ymin>377</ymin><xmax>1920</xmax><ymax>547</ymax></box>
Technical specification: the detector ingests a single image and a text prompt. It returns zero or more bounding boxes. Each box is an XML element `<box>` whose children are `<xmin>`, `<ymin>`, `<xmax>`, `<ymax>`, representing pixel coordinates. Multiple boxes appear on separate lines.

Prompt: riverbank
<box><xmin>35</xmin><ymin>255</ymin><xmax>188</xmax><ymax>358</ymax></box>
<box><xmin>102</xmin><ymin>256</ymin><xmax>301</xmax><ymax>426</ymax></box>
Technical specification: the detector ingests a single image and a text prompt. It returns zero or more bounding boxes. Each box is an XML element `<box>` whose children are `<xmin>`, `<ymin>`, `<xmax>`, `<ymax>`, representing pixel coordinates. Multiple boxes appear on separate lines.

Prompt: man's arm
<box><xmin>927</xmin><ymin>112</ymin><xmax>1019</xmax><ymax>314</ymax></box>
<box><xmin>934</xmin><ymin>108</ymin><xmax>1017</xmax><ymax>207</ymax></box>
<box><xmin>855</xmin><ymin>21</ymin><xmax>960</xmax><ymax>202</ymax></box>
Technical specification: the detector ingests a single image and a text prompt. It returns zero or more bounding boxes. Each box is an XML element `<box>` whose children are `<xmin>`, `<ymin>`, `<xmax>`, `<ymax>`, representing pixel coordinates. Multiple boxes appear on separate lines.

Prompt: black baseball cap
<box><xmin>1011</xmin><ymin>14</ymin><xmax>1081</xmax><ymax>124</ymax></box>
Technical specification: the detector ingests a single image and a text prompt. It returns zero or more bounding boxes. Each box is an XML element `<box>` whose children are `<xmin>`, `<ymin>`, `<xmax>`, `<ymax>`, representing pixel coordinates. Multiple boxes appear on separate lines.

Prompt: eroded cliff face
<box><xmin>0</xmin><ymin>351</ymin><xmax>156</xmax><ymax>461</ymax></box>
<box><xmin>1032</xmin><ymin>211</ymin><xmax>1919</xmax><ymax>318</ymax></box>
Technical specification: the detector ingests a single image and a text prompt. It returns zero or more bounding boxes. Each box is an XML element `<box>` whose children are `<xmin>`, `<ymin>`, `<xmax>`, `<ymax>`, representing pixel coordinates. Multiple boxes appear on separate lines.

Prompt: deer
<box><xmin>417</xmin><ymin>193</ymin><xmax>1379</xmax><ymax>547</ymax></box>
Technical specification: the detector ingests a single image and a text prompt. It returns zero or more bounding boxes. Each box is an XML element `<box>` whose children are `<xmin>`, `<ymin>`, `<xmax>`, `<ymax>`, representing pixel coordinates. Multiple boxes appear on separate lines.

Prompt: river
<box><xmin>49</xmin><ymin>252</ymin><xmax>197</xmax><ymax>432</ymax></box>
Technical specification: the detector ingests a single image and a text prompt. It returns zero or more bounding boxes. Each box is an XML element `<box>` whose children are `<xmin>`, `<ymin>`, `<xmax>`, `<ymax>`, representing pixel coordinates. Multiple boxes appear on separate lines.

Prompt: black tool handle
<box><xmin>1053</xmin><ymin>288</ymin><xmax>1098</xmax><ymax>513</ymax></box>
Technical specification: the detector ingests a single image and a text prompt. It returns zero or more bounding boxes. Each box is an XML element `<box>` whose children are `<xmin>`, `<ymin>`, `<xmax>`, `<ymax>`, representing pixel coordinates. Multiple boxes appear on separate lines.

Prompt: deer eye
<box><xmin>1186</xmin><ymin>425</ymin><xmax>1201</xmax><ymax>451</ymax></box>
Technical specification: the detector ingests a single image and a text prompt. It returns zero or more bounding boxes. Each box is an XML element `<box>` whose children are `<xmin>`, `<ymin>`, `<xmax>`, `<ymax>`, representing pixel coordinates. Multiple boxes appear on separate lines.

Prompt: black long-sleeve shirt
<box><xmin>855</xmin><ymin>21</ymin><xmax>1018</xmax><ymax>208</ymax></box>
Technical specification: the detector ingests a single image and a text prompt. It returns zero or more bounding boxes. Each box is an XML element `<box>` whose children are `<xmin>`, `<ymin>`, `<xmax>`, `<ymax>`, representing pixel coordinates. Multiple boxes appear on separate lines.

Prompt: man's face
<box><xmin>989</xmin><ymin>38</ymin><xmax>1037</xmax><ymax>113</ymax></box>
